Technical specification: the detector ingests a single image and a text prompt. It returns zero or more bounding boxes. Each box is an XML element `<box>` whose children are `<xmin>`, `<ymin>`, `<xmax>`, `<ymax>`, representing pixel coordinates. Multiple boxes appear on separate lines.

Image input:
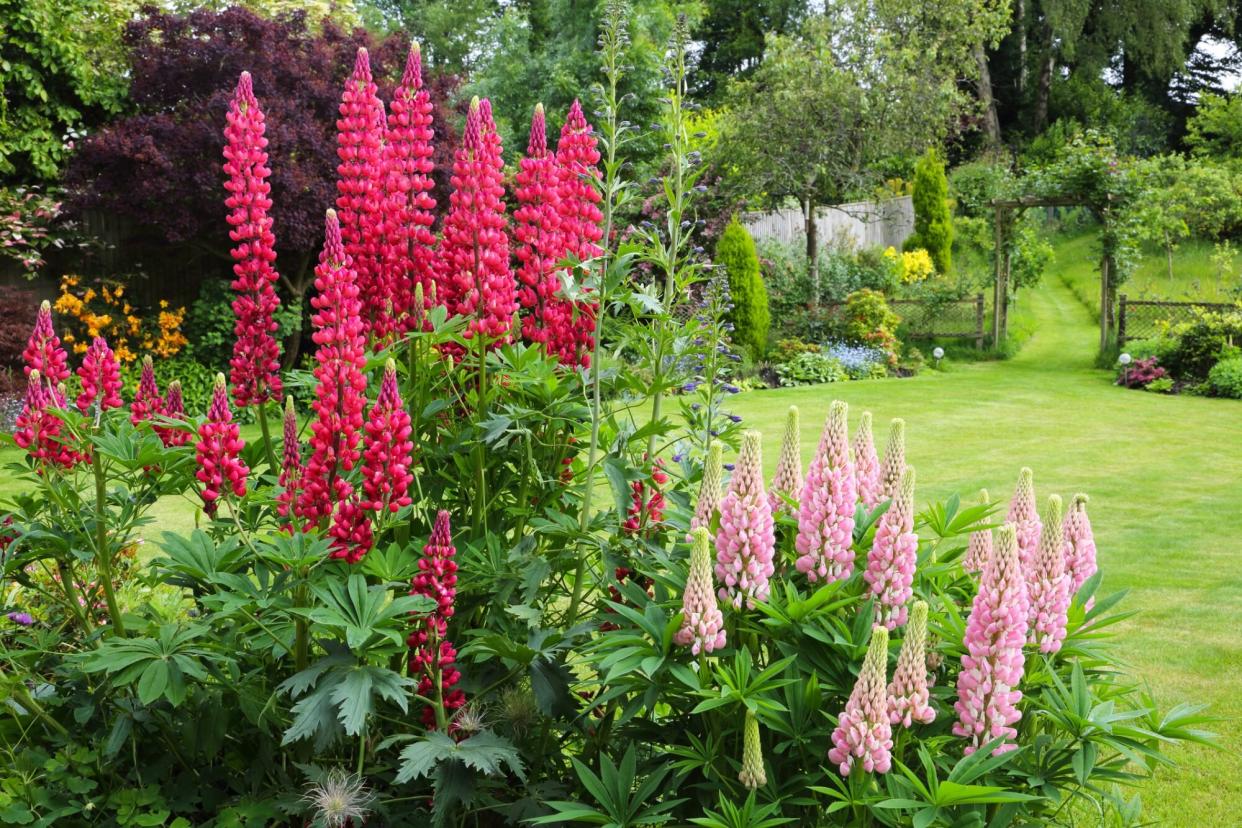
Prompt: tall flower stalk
<box><xmin>1008</xmin><ymin>467</ymin><xmax>1041</xmax><ymax>580</ymax></box>
<box><xmin>130</xmin><ymin>356</ymin><xmax>162</xmax><ymax>426</ymax></box>
<box><xmin>853</xmin><ymin>411</ymin><xmax>882</xmax><ymax>511</ymax></box>
<box><xmin>962</xmin><ymin>489</ymin><xmax>992</xmax><ymax>573</ymax></box>
<box><xmin>1027</xmin><ymin>494</ymin><xmax>1069</xmax><ymax>653</ymax></box>
<box><xmin>691</xmin><ymin>442</ymin><xmax>723</xmax><ymax>532</ymax></box>
<box><xmin>674</xmin><ymin>527</ymin><xmax>726</xmax><ymax>655</ymax></box>
<box><xmin>1063</xmin><ymin>493</ymin><xmax>1097</xmax><ymax>603</ymax></box>
<box><xmin>880</xmin><ymin>418</ymin><xmax>905</xmax><ymax>501</ymax></box>
<box><xmin>409</xmin><ymin>510</ymin><xmax>465</xmax><ymax>729</ymax></box>
<box><xmin>769</xmin><ymin>405</ymin><xmax>801</xmax><ymax>515</ymax></box>
<box><xmin>715</xmin><ymin>431</ymin><xmax>775</xmax><ymax>609</ymax></box>
<box><xmin>829</xmin><ymin>625</ymin><xmax>893</xmax><ymax>775</ymax></box>
<box><xmin>888</xmin><ymin>600</ymin><xmax>935</xmax><ymax>727</ymax></box>
<box><xmin>796</xmin><ymin>401</ymin><xmax>856</xmax><ymax>584</ymax></box>
<box><xmin>222</xmin><ymin>70</ymin><xmax>282</xmax><ymax>472</ymax></box>
<box><xmin>864</xmin><ymin>466</ymin><xmax>918</xmax><ymax>629</ymax></box>
<box><xmin>514</xmin><ymin>103</ymin><xmax>564</xmax><ymax>351</ymax></box>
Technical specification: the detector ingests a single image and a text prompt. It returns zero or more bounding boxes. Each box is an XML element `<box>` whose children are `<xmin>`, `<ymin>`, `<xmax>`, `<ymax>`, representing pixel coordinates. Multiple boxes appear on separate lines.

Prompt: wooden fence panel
<box><xmin>742</xmin><ymin>197</ymin><xmax>915</xmax><ymax>251</ymax></box>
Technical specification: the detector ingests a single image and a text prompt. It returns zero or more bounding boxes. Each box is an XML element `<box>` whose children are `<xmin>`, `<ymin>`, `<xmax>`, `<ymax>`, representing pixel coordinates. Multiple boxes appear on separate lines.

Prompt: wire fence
<box><xmin>817</xmin><ymin>294</ymin><xmax>987</xmax><ymax>348</ymax></box>
<box><xmin>1117</xmin><ymin>295</ymin><xmax>1240</xmax><ymax>344</ymax></box>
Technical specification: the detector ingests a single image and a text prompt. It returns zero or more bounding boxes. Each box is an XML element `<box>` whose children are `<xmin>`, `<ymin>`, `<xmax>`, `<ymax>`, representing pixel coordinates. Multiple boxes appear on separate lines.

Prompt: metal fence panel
<box><xmin>1117</xmin><ymin>295</ymin><xmax>1240</xmax><ymax>343</ymax></box>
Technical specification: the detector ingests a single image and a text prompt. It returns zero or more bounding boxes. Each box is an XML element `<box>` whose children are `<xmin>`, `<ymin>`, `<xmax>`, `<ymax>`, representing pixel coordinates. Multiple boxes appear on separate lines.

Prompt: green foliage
<box><xmin>183</xmin><ymin>279</ymin><xmax>302</xmax><ymax>375</ymax></box>
<box><xmin>1162</xmin><ymin>310</ymin><xmax>1242</xmax><ymax>380</ymax></box>
<box><xmin>773</xmin><ymin>351</ymin><xmax>846</xmax><ymax>386</ymax></box>
<box><xmin>906</xmin><ymin>149</ymin><xmax>953</xmax><ymax>274</ymax></box>
<box><xmin>1207</xmin><ymin>355</ymin><xmax>1242</xmax><ymax>398</ymax></box>
<box><xmin>1046</xmin><ymin>74</ymin><xmax>1172</xmax><ymax>157</ymax></box>
<box><xmin>1185</xmin><ymin>92</ymin><xmax>1242</xmax><ymax>159</ymax></box>
<box><xmin>716</xmin><ymin>217</ymin><xmax>770</xmax><ymax>359</ymax></box>
<box><xmin>842</xmin><ymin>288</ymin><xmax>900</xmax><ymax>356</ymax></box>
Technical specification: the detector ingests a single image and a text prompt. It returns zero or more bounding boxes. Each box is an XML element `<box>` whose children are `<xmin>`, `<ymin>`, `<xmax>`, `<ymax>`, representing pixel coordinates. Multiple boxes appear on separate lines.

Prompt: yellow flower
<box><xmin>899</xmin><ymin>249</ymin><xmax>935</xmax><ymax>283</ymax></box>
<box><xmin>159</xmin><ymin>300</ymin><xmax>169</xmax><ymax>309</ymax></box>
<box><xmin>73</xmin><ymin>342</ymin><xmax>88</xmax><ymax>354</ymax></box>
<box><xmin>82</xmin><ymin>288</ymin><xmax>96</xmax><ymax>303</ymax></box>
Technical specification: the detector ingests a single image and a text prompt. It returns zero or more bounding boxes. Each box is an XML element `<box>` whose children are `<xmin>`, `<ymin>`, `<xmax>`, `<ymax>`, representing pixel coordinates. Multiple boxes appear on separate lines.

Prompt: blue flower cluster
<box><xmin>821</xmin><ymin>341</ymin><xmax>887</xmax><ymax>380</ymax></box>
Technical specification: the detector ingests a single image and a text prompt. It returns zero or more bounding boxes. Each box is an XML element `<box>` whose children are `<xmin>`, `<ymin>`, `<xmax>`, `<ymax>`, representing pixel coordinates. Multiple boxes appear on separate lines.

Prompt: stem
<box><xmin>91</xmin><ymin>446</ymin><xmax>125</xmax><ymax>637</ymax></box>
<box><xmin>55</xmin><ymin>559</ymin><xmax>92</xmax><ymax>635</ymax></box>
<box><xmin>10</xmin><ymin>683</ymin><xmax>69</xmax><ymax>737</ymax></box>
<box><xmin>256</xmin><ymin>401</ymin><xmax>278</xmax><ymax>475</ymax></box>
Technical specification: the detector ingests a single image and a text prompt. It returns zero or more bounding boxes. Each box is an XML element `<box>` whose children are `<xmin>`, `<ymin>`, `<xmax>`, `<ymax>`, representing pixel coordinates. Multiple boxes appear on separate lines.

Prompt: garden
<box><xmin>1</xmin><ymin>2</ymin><xmax>1240</xmax><ymax>827</ymax></box>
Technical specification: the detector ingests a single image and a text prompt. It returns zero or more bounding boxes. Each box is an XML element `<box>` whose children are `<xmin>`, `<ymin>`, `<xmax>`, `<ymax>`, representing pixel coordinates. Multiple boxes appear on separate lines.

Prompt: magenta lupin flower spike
<box><xmin>277</xmin><ymin>396</ymin><xmax>302</xmax><ymax>528</ymax></box>
<box><xmin>1008</xmin><ymin>467</ymin><xmax>1042</xmax><ymax>581</ymax></box>
<box><xmin>75</xmin><ymin>336</ymin><xmax>123</xmax><ymax>415</ymax></box>
<box><xmin>195</xmin><ymin>374</ymin><xmax>249</xmax><ymax>517</ymax></box>
<box><xmin>23</xmin><ymin>300</ymin><xmax>70</xmax><ymax>404</ymax></box>
<box><xmin>795</xmin><ymin>400</ymin><xmax>857</xmax><ymax>583</ymax></box>
<box><xmin>14</xmin><ymin>370</ymin><xmax>78</xmax><ymax>468</ymax></box>
<box><xmin>130</xmin><ymin>355</ymin><xmax>162</xmax><ymax>425</ymax></box>
<box><xmin>962</xmin><ymin>489</ymin><xmax>992</xmax><ymax>574</ymax></box>
<box><xmin>864</xmin><ymin>466</ymin><xmax>919</xmax><ymax>629</ymax></box>
<box><xmin>362</xmin><ymin>359</ymin><xmax>414</xmax><ymax>515</ymax></box>
<box><xmin>953</xmin><ymin>523</ymin><xmax>1029</xmax><ymax>756</ymax></box>
<box><xmin>879</xmin><ymin>418</ymin><xmax>905</xmax><ymax>501</ymax></box>
<box><xmin>888</xmin><ymin>600</ymin><xmax>936</xmax><ymax>727</ymax></box>
<box><xmin>1063</xmin><ymin>494</ymin><xmax>1097</xmax><ymax>606</ymax></box>
<box><xmin>1027</xmin><ymin>494</ymin><xmax>1070</xmax><ymax>653</ymax></box>
<box><xmin>674</xmin><ymin>527</ymin><xmax>727</xmax><ymax>655</ymax></box>
<box><xmin>768</xmin><ymin>405</ymin><xmax>801</xmax><ymax>515</ymax></box>
<box><xmin>715</xmin><ymin>430</ymin><xmax>776</xmax><ymax>609</ymax></box>
<box><xmin>223</xmin><ymin>71</ymin><xmax>283</xmax><ymax>406</ymax></box>
<box><xmin>515</xmin><ymin>103</ymin><xmax>566</xmax><ymax>354</ymax></box>
<box><xmin>853</xmin><ymin>411</ymin><xmax>882</xmax><ymax>510</ymax></box>
<box><xmin>829</xmin><ymin>625</ymin><xmax>893</xmax><ymax>775</ymax></box>
<box><xmin>691</xmin><ymin>442</ymin><xmax>724</xmax><ymax>532</ymax></box>
<box><xmin>409</xmin><ymin>510</ymin><xmax>466</xmax><ymax>728</ymax></box>
<box><xmin>157</xmin><ymin>381</ymin><xmax>190</xmax><ymax>447</ymax></box>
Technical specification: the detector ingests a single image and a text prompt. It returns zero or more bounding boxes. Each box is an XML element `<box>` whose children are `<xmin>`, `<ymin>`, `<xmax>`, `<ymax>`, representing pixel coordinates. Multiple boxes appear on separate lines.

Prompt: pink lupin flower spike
<box><xmin>157</xmin><ymin>381</ymin><xmax>190</xmax><ymax>448</ymax></box>
<box><xmin>1008</xmin><ymin>467</ymin><xmax>1042</xmax><ymax>581</ymax></box>
<box><xmin>1027</xmin><ymin>494</ymin><xmax>1070</xmax><ymax>654</ymax></box>
<box><xmin>962</xmin><ymin>489</ymin><xmax>992</xmax><ymax>574</ymax></box>
<box><xmin>362</xmin><ymin>359</ymin><xmax>414</xmax><ymax>515</ymax></box>
<box><xmin>888</xmin><ymin>600</ymin><xmax>936</xmax><ymax>727</ymax></box>
<box><xmin>514</xmin><ymin>103</ymin><xmax>565</xmax><ymax>352</ymax></box>
<box><xmin>223</xmin><ymin>71</ymin><xmax>283</xmax><ymax>406</ymax></box>
<box><xmin>276</xmin><ymin>396</ymin><xmax>303</xmax><ymax>528</ymax></box>
<box><xmin>953</xmin><ymin>523</ymin><xmax>1029</xmax><ymax>756</ymax></box>
<box><xmin>864</xmin><ymin>466</ymin><xmax>919</xmax><ymax>629</ymax></box>
<box><xmin>768</xmin><ymin>405</ymin><xmax>801</xmax><ymax>515</ymax></box>
<box><xmin>674</xmin><ymin>527</ymin><xmax>727</xmax><ymax>655</ymax></box>
<box><xmin>829</xmin><ymin>625</ymin><xmax>893</xmax><ymax>775</ymax></box>
<box><xmin>23</xmin><ymin>300</ymin><xmax>70</xmax><ymax>404</ymax></box>
<box><xmin>715</xmin><ymin>431</ymin><xmax>776</xmax><ymax>609</ymax></box>
<box><xmin>795</xmin><ymin>400</ymin><xmax>857</xmax><ymax>583</ymax></box>
<box><xmin>691</xmin><ymin>442</ymin><xmax>723</xmax><ymax>532</ymax></box>
<box><xmin>879</xmin><ymin>417</ymin><xmax>905</xmax><ymax>501</ymax></box>
<box><xmin>195</xmin><ymin>374</ymin><xmax>249</xmax><ymax>516</ymax></box>
<box><xmin>14</xmin><ymin>370</ymin><xmax>78</xmax><ymax>468</ymax></box>
<box><xmin>1063</xmin><ymin>494</ymin><xmax>1097</xmax><ymax>608</ymax></box>
<box><xmin>853</xmin><ymin>411</ymin><xmax>882</xmax><ymax>510</ymax></box>
<box><xmin>75</xmin><ymin>336</ymin><xmax>123</xmax><ymax>415</ymax></box>
<box><xmin>408</xmin><ymin>510</ymin><xmax>466</xmax><ymax>728</ymax></box>
<box><xmin>130</xmin><ymin>355</ymin><xmax>162</xmax><ymax>425</ymax></box>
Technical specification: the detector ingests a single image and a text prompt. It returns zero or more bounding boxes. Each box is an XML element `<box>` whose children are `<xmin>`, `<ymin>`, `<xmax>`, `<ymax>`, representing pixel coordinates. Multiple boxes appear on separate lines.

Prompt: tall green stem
<box><xmin>91</xmin><ymin>446</ymin><xmax>125</xmax><ymax>637</ymax></box>
<box><xmin>55</xmin><ymin>559</ymin><xmax>92</xmax><ymax>635</ymax></box>
<box><xmin>256</xmin><ymin>401</ymin><xmax>278</xmax><ymax>474</ymax></box>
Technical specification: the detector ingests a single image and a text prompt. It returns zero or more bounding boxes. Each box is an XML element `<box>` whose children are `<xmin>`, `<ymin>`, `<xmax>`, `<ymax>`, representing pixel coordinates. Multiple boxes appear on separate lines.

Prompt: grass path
<box><xmin>732</xmin><ymin>275</ymin><xmax>1242</xmax><ymax>825</ymax></box>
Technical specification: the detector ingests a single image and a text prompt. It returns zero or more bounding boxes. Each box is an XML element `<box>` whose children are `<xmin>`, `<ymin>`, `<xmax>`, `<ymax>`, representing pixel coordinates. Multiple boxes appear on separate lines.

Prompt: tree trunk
<box><xmin>1164</xmin><ymin>231</ymin><xmax>1174</xmax><ymax>283</ymax></box>
<box><xmin>1034</xmin><ymin>53</ymin><xmax>1055</xmax><ymax>133</ymax></box>
<box><xmin>804</xmin><ymin>194</ymin><xmax>820</xmax><ymax>307</ymax></box>
<box><xmin>974</xmin><ymin>43</ymin><xmax>1002</xmax><ymax>148</ymax></box>
<box><xmin>281</xmin><ymin>252</ymin><xmax>312</xmax><ymax>371</ymax></box>
<box><xmin>1017</xmin><ymin>0</ymin><xmax>1027</xmax><ymax>95</ymax></box>
<box><xmin>1098</xmin><ymin>256</ymin><xmax>1111</xmax><ymax>352</ymax></box>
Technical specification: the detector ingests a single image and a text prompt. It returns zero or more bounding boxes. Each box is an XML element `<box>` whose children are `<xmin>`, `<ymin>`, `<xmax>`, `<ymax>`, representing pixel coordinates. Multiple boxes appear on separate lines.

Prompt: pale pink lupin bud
<box><xmin>714</xmin><ymin>431</ymin><xmax>776</xmax><ymax>609</ymax></box>
<box><xmin>1008</xmin><ymin>467</ymin><xmax>1041</xmax><ymax>581</ymax></box>
<box><xmin>953</xmin><ymin>523</ymin><xmax>1029</xmax><ymax>756</ymax></box>
<box><xmin>962</xmin><ymin>489</ymin><xmax>992</xmax><ymax>573</ymax></box>
<box><xmin>863</xmin><ymin>466</ymin><xmax>918</xmax><ymax>629</ymax></box>
<box><xmin>853</xmin><ymin>411</ymin><xmax>882</xmax><ymax>510</ymax></box>
<box><xmin>691</xmin><ymin>442</ymin><xmax>723</xmax><ymax>532</ymax></box>
<box><xmin>738</xmin><ymin>710</ymin><xmax>766</xmax><ymax>789</ymax></box>
<box><xmin>1027</xmin><ymin>494</ymin><xmax>1070</xmax><ymax>653</ymax></box>
<box><xmin>795</xmin><ymin>401</ymin><xmax>857</xmax><ymax>583</ymax></box>
<box><xmin>674</xmin><ymin>527</ymin><xmax>727</xmax><ymax>655</ymax></box>
<box><xmin>879</xmin><ymin>418</ymin><xmax>905</xmax><ymax>501</ymax></box>
<box><xmin>829</xmin><ymin>625</ymin><xmax>893</xmax><ymax>775</ymax></box>
<box><xmin>1062</xmin><ymin>494</ymin><xmax>1097</xmax><ymax>604</ymax></box>
<box><xmin>888</xmin><ymin>600</ymin><xmax>935</xmax><ymax>727</ymax></box>
<box><xmin>768</xmin><ymin>405</ymin><xmax>801</xmax><ymax>515</ymax></box>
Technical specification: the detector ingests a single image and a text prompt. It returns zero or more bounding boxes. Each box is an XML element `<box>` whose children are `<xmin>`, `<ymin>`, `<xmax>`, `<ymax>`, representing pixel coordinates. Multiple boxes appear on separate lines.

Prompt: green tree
<box><xmin>690</xmin><ymin>0</ymin><xmax>808</xmax><ymax>102</ymax></box>
<box><xmin>1185</xmin><ymin>92</ymin><xmax>1242</xmax><ymax>158</ymax></box>
<box><xmin>906</xmin><ymin>149</ymin><xmax>953</xmax><ymax>274</ymax></box>
<box><xmin>715</xmin><ymin>216</ymin><xmax>769</xmax><ymax>359</ymax></box>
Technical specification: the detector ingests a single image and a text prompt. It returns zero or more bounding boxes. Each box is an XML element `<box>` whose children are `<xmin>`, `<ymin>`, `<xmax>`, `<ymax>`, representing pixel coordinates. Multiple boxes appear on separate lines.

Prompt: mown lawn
<box><xmin>732</xmin><ymin>272</ymin><xmax>1242</xmax><ymax>825</ymax></box>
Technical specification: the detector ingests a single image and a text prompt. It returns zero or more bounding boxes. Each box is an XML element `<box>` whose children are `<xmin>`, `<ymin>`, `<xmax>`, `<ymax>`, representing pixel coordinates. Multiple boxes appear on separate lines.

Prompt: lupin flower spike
<box><xmin>880</xmin><ymin>418</ymin><xmax>905</xmax><ymax>500</ymax></box>
<box><xmin>888</xmin><ymin>600</ymin><xmax>936</xmax><ymax>727</ymax></box>
<box><xmin>953</xmin><ymin>523</ymin><xmax>1029</xmax><ymax>756</ymax></box>
<box><xmin>829</xmin><ymin>625</ymin><xmax>893</xmax><ymax>775</ymax></box>
<box><xmin>362</xmin><ymin>359</ymin><xmax>414</xmax><ymax>514</ymax></box>
<box><xmin>14</xmin><ymin>370</ymin><xmax>78</xmax><ymax>468</ymax></box>
<box><xmin>853</xmin><ymin>411</ymin><xmax>882</xmax><ymax>510</ymax></box>
<box><xmin>1027</xmin><ymin>494</ymin><xmax>1070</xmax><ymax>653</ymax></box>
<box><xmin>674</xmin><ymin>527</ymin><xmax>726</xmax><ymax>655</ymax></box>
<box><xmin>962</xmin><ymin>489</ymin><xmax>992</xmax><ymax>573</ymax></box>
<box><xmin>768</xmin><ymin>405</ymin><xmax>801</xmax><ymax>515</ymax></box>
<box><xmin>223</xmin><ymin>71</ymin><xmax>283</xmax><ymax>406</ymax></box>
<box><xmin>796</xmin><ymin>401</ymin><xmax>857</xmax><ymax>583</ymax></box>
<box><xmin>195</xmin><ymin>374</ymin><xmax>249</xmax><ymax>516</ymax></box>
<box><xmin>715</xmin><ymin>431</ymin><xmax>776</xmax><ymax>609</ymax></box>
<box><xmin>157</xmin><ymin>380</ymin><xmax>190</xmax><ymax>447</ymax></box>
<box><xmin>864</xmin><ymin>466</ymin><xmax>918</xmax><ymax>629</ymax></box>
<box><xmin>23</xmin><ymin>300</ymin><xmax>70</xmax><ymax>401</ymax></box>
<box><xmin>515</xmin><ymin>103</ymin><xmax>566</xmax><ymax>353</ymax></box>
<box><xmin>1063</xmin><ymin>494</ymin><xmax>1097</xmax><ymax>604</ymax></box>
<box><xmin>75</xmin><ymin>336</ymin><xmax>123</xmax><ymax>415</ymax></box>
<box><xmin>1008</xmin><ymin>467</ymin><xmax>1042</xmax><ymax>580</ymax></box>
<box><xmin>277</xmin><ymin>396</ymin><xmax>302</xmax><ymax>526</ymax></box>
<box><xmin>130</xmin><ymin>355</ymin><xmax>162</xmax><ymax>425</ymax></box>
<box><xmin>409</xmin><ymin>510</ymin><xmax>466</xmax><ymax>727</ymax></box>
<box><xmin>691</xmin><ymin>442</ymin><xmax>723</xmax><ymax>532</ymax></box>
<box><xmin>738</xmin><ymin>710</ymin><xmax>766</xmax><ymax>789</ymax></box>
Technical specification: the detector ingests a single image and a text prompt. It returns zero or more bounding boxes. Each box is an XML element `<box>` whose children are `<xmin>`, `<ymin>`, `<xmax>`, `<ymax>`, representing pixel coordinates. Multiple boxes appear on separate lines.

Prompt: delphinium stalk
<box><xmin>567</xmin><ymin>0</ymin><xmax>639</xmax><ymax>624</ymax></box>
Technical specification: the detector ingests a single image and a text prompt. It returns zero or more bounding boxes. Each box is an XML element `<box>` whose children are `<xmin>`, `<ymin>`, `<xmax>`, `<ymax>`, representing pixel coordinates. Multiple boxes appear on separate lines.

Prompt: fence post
<box><xmin>1117</xmin><ymin>294</ymin><xmax>1127</xmax><ymax>345</ymax></box>
<box><xmin>974</xmin><ymin>293</ymin><xmax>984</xmax><ymax>350</ymax></box>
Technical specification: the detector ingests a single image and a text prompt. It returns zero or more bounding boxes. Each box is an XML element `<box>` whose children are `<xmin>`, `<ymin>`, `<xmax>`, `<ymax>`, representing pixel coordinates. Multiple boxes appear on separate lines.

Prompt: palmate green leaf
<box><xmin>396</xmin><ymin>730</ymin><xmax>525</xmax><ymax>784</ymax></box>
<box><xmin>152</xmin><ymin>529</ymin><xmax>243</xmax><ymax>585</ymax></box>
<box><xmin>282</xmin><ymin>676</ymin><xmax>342</xmax><ymax>748</ymax></box>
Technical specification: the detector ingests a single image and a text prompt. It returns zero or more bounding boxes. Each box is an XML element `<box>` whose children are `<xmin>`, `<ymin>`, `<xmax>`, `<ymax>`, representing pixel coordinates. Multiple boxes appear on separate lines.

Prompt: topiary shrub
<box><xmin>842</xmin><ymin>288</ymin><xmax>901</xmax><ymax>360</ymax></box>
<box><xmin>904</xmin><ymin>148</ymin><xmax>953</xmax><ymax>274</ymax></box>
<box><xmin>716</xmin><ymin>215</ymin><xmax>770</xmax><ymax>359</ymax></box>
<box><xmin>1208</xmin><ymin>355</ymin><xmax>1242</xmax><ymax>398</ymax></box>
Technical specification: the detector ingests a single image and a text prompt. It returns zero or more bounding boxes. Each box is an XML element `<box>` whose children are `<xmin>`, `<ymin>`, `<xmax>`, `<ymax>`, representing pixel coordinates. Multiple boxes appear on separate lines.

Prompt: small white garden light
<box><xmin>932</xmin><ymin>346</ymin><xmax>945</xmax><ymax>368</ymax></box>
<box><xmin>1119</xmin><ymin>352</ymin><xmax>1132</xmax><ymax>385</ymax></box>
<box><xmin>1119</xmin><ymin>353</ymin><xmax>1132</xmax><ymax>365</ymax></box>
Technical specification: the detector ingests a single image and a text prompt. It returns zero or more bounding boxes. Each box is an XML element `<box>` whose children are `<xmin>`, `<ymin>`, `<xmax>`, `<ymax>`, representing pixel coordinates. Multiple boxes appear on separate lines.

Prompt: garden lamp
<box><xmin>1119</xmin><ymin>352</ymin><xmax>1132</xmax><ymax>386</ymax></box>
<box><xmin>933</xmin><ymin>346</ymin><xmax>944</xmax><ymax>369</ymax></box>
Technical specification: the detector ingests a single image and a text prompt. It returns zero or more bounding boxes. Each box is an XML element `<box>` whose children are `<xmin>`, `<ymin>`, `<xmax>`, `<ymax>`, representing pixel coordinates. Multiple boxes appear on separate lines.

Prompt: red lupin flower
<box><xmin>157</xmin><ymin>380</ymin><xmax>190</xmax><ymax>447</ymax></box>
<box><xmin>277</xmin><ymin>396</ymin><xmax>303</xmax><ymax>528</ymax></box>
<box><xmin>408</xmin><ymin>510</ymin><xmax>465</xmax><ymax>728</ymax></box>
<box><xmin>335</xmin><ymin>48</ymin><xmax>388</xmax><ymax>342</ymax></box>
<box><xmin>383</xmin><ymin>42</ymin><xmax>438</xmax><ymax>335</ymax></box>
<box><xmin>438</xmin><ymin>97</ymin><xmax>515</xmax><ymax>351</ymax></box>
<box><xmin>514</xmin><ymin>103</ymin><xmax>565</xmax><ymax>350</ymax></box>
<box><xmin>14</xmin><ymin>370</ymin><xmax>79</xmax><ymax>468</ymax></box>
<box><xmin>75</xmin><ymin>337</ymin><xmax>123</xmax><ymax>415</ymax></box>
<box><xmin>195</xmin><ymin>373</ymin><xmax>249</xmax><ymax>516</ymax></box>
<box><xmin>130</xmin><ymin>355</ymin><xmax>163</xmax><ymax>425</ymax></box>
<box><xmin>223</xmin><ymin>71</ymin><xmax>283</xmax><ymax>407</ymax></box>
<box><xmin>23</xmin><ymin>300</ymin><xmax>70</xmax><ymax>404</ymax></box>
<box><xmin>362</xmin><ymin>359</ymin><xmax>414</xmax><ymax>514</ymax></box>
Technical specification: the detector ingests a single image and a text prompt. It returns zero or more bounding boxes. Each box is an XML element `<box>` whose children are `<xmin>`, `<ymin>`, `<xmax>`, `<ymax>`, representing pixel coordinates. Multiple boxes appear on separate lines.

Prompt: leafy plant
<box><xmin>774</xmin><ymin>351</ymin><xmax>847</xmax><ymax>386</ymax></box>
<box><xmin>1207</xmin><ymin>355</ymin><xmax>1242</xmax><ymax>398</ymax></box>
<box><xmin>905</xmin><ymin>149</ymin><xmax>953</xmax><ymax>274</ymax></box>
<box><xmin>716</xmin><ymin>216</ymin><xmax>770</xmax><ymax>360</ymax></box>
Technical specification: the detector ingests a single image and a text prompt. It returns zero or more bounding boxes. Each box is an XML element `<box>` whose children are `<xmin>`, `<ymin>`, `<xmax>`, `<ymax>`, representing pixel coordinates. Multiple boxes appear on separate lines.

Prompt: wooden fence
<box><xmin>742</xmin><ymin>197</ymin><xmax>915</xmax><ymax>251</ymax></box>
<box><xmin>818</xmin><ymin>294</ymin><xmax>987</xmax><ymax>349</ymax></box>
<box><xmin>1117</xmin><ymin>294</ymin><xmax>1239</xmax><ymax>344</ymax></box>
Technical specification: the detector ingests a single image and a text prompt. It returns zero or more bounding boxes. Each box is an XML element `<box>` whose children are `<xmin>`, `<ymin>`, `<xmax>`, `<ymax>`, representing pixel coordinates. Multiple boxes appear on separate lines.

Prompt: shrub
<box><xmin>774</xmin><ymin>351</ymin><xmax>847</xmax><ymax>386</ymax></box>
<box><xmin>51</xmin><ymin>275</ymin><xmax>187</xmax><ymax>364</ymax></box>
<box><xmin>842</xmin><ymin>288</ymin><xmax>901</xmax><ymax>358</ymax></box>
<box><xmin>1146</xmin><ymin>376</ymin><xmax>1175</xmax><ymax>393</ymax></box>
<box><xmin>1162</xmin><ymin>311</ymin><xmax>1242</xmax><ymax>380</ymax></box>
<box><xmin>1116</xmin><ymin>356</ymin><xmax>1167</xmax><ymax>388</ymax></box>
<box><xmin>769</xmin><ymin>337</ymin><xmax>820</xmax><ymax>364</ymax></box>
<box><xmin>715</xmin><ymin>216</ymin><xmax>770</xmax><ymax>359</ymax></box>
<box><xmin>1207</xmin><ymin>356</ymin><xmax>1242</xmax><ymax>398</ymax></box>
<box><xmin>905</xmin><ymin>148</ymin><xmax>952</xmax><ymax>274</ymax></box>
<box><xmin>0</xmin><ymin>285</ymin><xmax>40</xmax><ymax>381</ymax></box>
